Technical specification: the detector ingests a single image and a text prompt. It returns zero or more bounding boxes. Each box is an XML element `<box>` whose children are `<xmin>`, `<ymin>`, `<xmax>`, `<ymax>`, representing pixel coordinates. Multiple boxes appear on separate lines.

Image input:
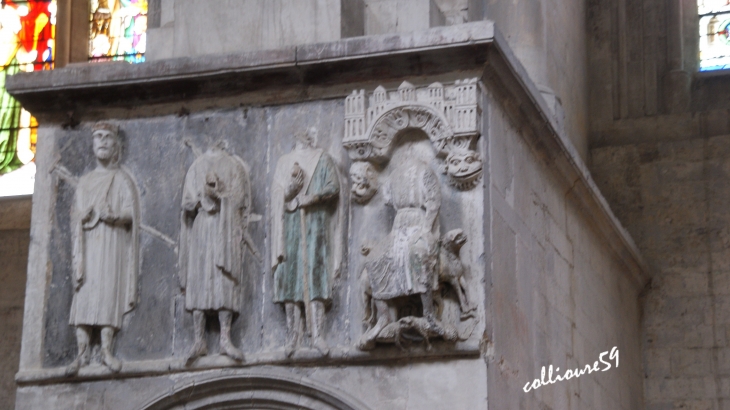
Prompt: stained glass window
<box><xmin>0</xmin><ymin>0</ymin><xmax>55</xmax><ymax>196</ymax></box>
<box><xmin>699</xmin><ymin>0</ymin><xmax>730</xmax><ymax>70</ymax></box>
<box><xmin>88</xmin><ymin>0</ymin><xmax>146</xmax><ymax>63</ymax></box>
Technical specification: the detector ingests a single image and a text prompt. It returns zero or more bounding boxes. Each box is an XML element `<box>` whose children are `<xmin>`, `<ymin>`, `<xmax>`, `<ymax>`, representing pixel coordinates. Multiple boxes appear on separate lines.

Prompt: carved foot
<box><xmin>284</xmin><ymin>336</ymin><xmax>297</xmax><ymax>358</ymax></box>
<box><xmin>65</xmin><ymin>357</ymin><xmax>83</xmax><ymax>376</ymax></box>
<box><xmin>101</xmin><ymin>349</ymin><xmax>122</xmax><ymax>373</ymax></box>
<box><xmin>185</xmin><ymin>341</ymin><xmax>208</xmax><ymax>365</ymax></box>
<box><xmin>220</xmin><ymin>341</ymin><xmax>244</xmax><ymax>362</ymax></box>
<box><xmin>312</xmin><ymin>337</ymin><xmax>330</xmax><ymax>357</ymax></box>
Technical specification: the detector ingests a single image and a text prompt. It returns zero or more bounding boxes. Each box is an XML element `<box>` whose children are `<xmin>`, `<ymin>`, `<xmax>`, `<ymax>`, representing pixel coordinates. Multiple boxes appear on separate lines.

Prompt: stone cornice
<box><xmin>7</xmin><ymin>21</ymin><xmax>649</xmax><ymax>289</ymax></box>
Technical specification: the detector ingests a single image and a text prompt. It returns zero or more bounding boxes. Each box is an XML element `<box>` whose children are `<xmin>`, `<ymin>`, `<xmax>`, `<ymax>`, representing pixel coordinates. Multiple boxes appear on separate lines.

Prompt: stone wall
<box><xmin>586</xmin><ymin>0</ymin><xmax>730</xmax><ymax>407</ymax></box>
<box><xmin>591</xmin><ymin>135</ymin><xmax>730</xmax><ymax>410</ymax></box>
<box><xmin>487</xmin><ymin>91</ymin><xmax>644</xmax><ymax>410</ymax></box>
<box><xmin>0</xmin><ymin>197</ymin><xmax>31</xmax><ymax>409</ymax></box>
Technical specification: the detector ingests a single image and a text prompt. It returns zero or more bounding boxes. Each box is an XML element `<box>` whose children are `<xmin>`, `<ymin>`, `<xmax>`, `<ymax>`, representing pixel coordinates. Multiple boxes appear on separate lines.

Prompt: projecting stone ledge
<box><xmin>6</xmin><ymin>22</ymin><xmax>495</xmax><ymax>114</ymax></box>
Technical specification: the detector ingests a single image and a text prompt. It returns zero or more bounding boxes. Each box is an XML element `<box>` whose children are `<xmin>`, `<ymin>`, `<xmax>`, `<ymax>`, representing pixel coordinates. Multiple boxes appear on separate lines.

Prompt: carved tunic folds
<box><xmin>179</xmin><ymin>149</ymin><xmax>251</xmax><ymax>312</ymax></box>
<box><xmin>365</xmin><ymin>159</ymin><xmax>441</xmax><ymax>300</ymax></box>
<box><xmin>70</xmin><ymin>167</ymin><xmax>139</xmax><ymax>330</ymax></box>
<box><xmin>271</xmin><ymin>149</ymin><xmax>340</xmax><ymax>304</ymax></box>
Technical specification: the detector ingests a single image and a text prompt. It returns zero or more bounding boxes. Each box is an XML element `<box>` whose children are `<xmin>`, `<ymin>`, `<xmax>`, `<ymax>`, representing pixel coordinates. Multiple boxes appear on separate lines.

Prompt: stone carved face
<box><xmin>92</xmin><ymin>129</ymin><xmax>120</xmax><ymax>163</ymax></box>
<box><xmin>349</xmin><ymin>161</ymin><xmax>378</xmax><ymax>204</ymax></box>
<box><xmin>444</xmin><ymin>150</ymin><xmax>482</xmax><ymax>190</ymax></box>
<box><xmin>295</xmin><ymin>127</ymin><xmax>317</xmax><ymax>150</ymax></box>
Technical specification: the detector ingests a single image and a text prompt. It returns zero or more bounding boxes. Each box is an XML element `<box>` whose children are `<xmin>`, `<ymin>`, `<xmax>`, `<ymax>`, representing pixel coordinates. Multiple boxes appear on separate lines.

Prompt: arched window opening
<box><xmin>0</xmin><ymin>0</ymin><xmax>55</xmax><ymax>196</ymax></box>
<box><xmin>88</xmin><ymin>0</ymin><xmax>146</xmax><ymax>63</ymax></box>
<box><xmin>699</xmin><ymin>0</ymin><xmax>730</xmax><ymax>70</ymax></box>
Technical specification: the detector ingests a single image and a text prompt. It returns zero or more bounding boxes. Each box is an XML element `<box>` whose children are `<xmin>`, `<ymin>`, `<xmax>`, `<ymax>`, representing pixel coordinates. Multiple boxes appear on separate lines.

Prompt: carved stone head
<box><xmin>295</xmin><ymin>127</ymin><xmax>318</xmax><ymax>150</ymax></box>
<box><xmin>442</xmin><ymin>228</ymin><xmax>467</xmax><ymax>252</ymax></box>
<box><xmin>91</xmin><ymin>121</ymin><xmax>121</xmax><ymax>165</ymax></box>
<box><xmin>349</xmin><ymin>161</ymin><xmax>378</xmax><ymax>204</ymax></box>
<box><xmin>443</xmin><ymin>149</ymin><xmax>482</xmax><ymax>190</ymax></box>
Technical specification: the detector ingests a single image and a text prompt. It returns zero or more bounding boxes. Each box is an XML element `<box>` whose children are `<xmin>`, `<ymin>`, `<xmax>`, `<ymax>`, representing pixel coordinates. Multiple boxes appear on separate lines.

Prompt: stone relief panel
<box><xmin>344</xmin><ymin>80</ymin><xmax>483</xmax><ymax>351</ymax></box>
<box><xmin>34</xmin><ymin>93</ymin><xmax>483</xmax><ymax>381</ymax></box>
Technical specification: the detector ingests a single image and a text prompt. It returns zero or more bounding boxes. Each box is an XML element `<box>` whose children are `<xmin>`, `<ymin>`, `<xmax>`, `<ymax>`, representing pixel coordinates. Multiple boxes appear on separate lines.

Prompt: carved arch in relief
<box><xmin>346</xmin><ymin>103</ymin><xmax>454</xmax><ymax>163</ymax></box>
<box><xmin>141</xmin><ymin>371</ymin><xmax>371</xmax><ymax>410</ymax></box>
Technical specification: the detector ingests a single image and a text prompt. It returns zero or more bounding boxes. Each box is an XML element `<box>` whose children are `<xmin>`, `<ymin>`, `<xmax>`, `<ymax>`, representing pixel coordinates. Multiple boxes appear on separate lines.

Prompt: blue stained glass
<box><xmin>699</xmin><ymin>1</ymin><xmax>730</xmax><ymax>70</ymax></box>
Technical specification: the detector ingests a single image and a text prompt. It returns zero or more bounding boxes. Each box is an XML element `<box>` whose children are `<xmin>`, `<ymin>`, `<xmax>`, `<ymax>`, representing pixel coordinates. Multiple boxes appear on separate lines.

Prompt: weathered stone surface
<box><xmin>0</xmin><ymin>229</ymin><xmax>28</xmax><ymax>409</ymax></box>
<box><xmin>591</xmin><ymin>133</ymin><xmax>730</xmax><ymax>409</ymax></box>
<box><xmin>8</xmin><ymin>22</ymin><xmax>647</xmax><ymax>410</ymax></box>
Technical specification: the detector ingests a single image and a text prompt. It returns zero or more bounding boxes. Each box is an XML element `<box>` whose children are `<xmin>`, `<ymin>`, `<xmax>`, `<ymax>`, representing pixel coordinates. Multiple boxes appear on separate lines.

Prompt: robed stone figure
<box><xmin>271</xmin><ymin>128</ymin><xmax>341</xmax><ymax>357</ymax></box>
<box><xmin>67</xmin><ymin>122</ymin><xmax>139</xmax><ymax>375</ymax></box>
<box><xmin>179</xmin><ymin>146</ymin><xmax>252</xmax><ymax>363</ymax></box>
<box><xmin>358</xmin><ymin>157</ymin><xmax>443</xmax><ymax>350</ymax></box>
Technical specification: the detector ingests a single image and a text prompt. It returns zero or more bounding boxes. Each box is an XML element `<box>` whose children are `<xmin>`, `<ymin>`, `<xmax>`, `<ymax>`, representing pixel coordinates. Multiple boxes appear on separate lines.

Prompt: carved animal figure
<box><xmin>375</xmin><ymin>316</ymin><xmax>458</xmax><ymax>351</ymax></box>
<box><xmin>437</xmin><ymin>229</ymin><xmax>476</xmax><ymax>319</ymax></box>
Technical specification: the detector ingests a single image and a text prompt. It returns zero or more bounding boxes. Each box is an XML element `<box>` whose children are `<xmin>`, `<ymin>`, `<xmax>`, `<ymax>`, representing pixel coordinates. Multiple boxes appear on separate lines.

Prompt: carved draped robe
<box><xmin>271</xmin><ymin>148</ymin><xmax>340</xmax><ymax>304</ymax></box>
<box><xmin>70</xmin><ymin>167</ymin><xmax>139</xmax><ymax>330</ymax></box>
<box><xmin>365</xmin><ymin>159</ymin><xmax>441</xmax><ymax>300</ymax></box>
<box><xmin>179</xmin><ymin>149</ymin><xmax>251</xmax><ymax>313</ymax></box>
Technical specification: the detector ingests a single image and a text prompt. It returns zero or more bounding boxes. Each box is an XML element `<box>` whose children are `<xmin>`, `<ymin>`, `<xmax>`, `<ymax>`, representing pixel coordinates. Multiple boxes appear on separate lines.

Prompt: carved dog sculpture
<box><xmin>437</xmin><ymin>229</ymin><xmax>475</xmax><ymax>319</ymax></box>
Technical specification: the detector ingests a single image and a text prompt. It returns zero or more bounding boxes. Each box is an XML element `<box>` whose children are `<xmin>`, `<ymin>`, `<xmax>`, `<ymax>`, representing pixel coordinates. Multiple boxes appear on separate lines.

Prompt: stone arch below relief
<box><xmin>140</xmin><ymin>370</ymin><xmax>371</xmax><ymax>410</ymax></box>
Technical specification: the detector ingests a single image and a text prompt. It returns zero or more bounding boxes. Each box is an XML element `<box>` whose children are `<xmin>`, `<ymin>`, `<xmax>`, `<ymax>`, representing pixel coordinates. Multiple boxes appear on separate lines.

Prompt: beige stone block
<box><xmin>645</xmin><ymin>348</ymin><xmax>671</xmax><ymax>378</ymax></box>
<box><xmin>656</xmin><ymin>271</ymin><xmax>709</xmax><ymax>297</ymax></box>
<box><xmin>145</xmin><ymin>27</ymin><xmax>174</xmax><ymax>61</ymax></box>
<box><xmin>172</xmin><ymin>0</ymin><xmax>345</xmax><ymax>58</ymax></box>
<box><xmin>670</xmin><ymin>348</ymin><xmax>714</xmax><ymax>377</ymax></box>
<box><xmin>364</xmin><ymin>0</ymin><xmax>445</xmax><ymax>35</ymax></box>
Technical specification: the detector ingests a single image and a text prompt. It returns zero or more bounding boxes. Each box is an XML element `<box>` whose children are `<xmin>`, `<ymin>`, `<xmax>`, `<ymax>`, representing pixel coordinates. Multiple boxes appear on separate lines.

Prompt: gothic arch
<box><xmin>141</xmin><ymin>371</ymin><xmax>371</xmax><ymax>410</ymax></box>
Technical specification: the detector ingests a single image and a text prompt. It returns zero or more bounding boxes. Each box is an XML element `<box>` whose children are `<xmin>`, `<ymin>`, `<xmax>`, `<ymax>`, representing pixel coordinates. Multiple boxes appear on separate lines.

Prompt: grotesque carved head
<box><xmin>443</xmin><ymin>149</ymin><xmax>482</xmax><ymax>190</ymax></box>
<box><xmin>91</xmin><ymin>121</ymin><xmax>121</xmax><ymax>164</ymax></box>
<box><xmin>349</xmin><ymin>161</ymin><xmax>378</xmax><ymax>204</ymax></box>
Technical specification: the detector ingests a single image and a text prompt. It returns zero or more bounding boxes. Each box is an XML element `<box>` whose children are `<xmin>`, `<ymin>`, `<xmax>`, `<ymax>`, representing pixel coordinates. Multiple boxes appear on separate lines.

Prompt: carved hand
<box><xmin>81</xmin><ymin>206</ymin><xmax>94</xmax><ymax>224</ymax></box>
<box><xmin>298</xmin><ymin>194</ymin><xmax>315</xmax><ymax>208</ymax></box>
<box><xmin>99</xmin><ymin>203</ymin><xmax>117</xmax><ymax>224</ymax></box>
<box><xmin>284</xmin><ymin>163</ymin><xmax>305</xmax><ymax>201</ymax></box>
<box><xmin>74</xmin><ymin>275</ymin><xmax>84</xmax><ymax>291</ymax></box>
<box><xmin>285</xmin><ymin>198</ymin><xmax>299</xmax><ymax>212</ymax></box>
<box><xmin>271</xmin><ymin>254</ymin><xmax>285</xmax><ymax>273</ymax></box>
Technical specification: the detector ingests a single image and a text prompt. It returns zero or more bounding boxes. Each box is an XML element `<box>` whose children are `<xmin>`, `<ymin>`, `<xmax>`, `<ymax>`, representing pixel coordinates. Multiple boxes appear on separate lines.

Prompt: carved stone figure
<box><xmin>66</xmin><ymin>122</ymin><xmax>139</xmax><ymax>375</ymax></box>
<box><xmin>179</xmin><ymin>146</ymin><xmax>253</xmax><ymax>364</ymax></box>
<box><xmin>358</xmin><ymin>157</ymin><xmax>444</xmax><ymax>350</ymax></box>
<box><xmin>271</xmin><ymin>128</ymin><xmax>341</xmax><ymax>357</ymax></box>
<box><xmin>349</xmin><ymin>161</ymin><xmax>378</xmax><ymax>204</ymax></box>
<box><xmin>437</xmin><ymin>229</ymin><xmax>475</xmax><ymax>319</ymax></box>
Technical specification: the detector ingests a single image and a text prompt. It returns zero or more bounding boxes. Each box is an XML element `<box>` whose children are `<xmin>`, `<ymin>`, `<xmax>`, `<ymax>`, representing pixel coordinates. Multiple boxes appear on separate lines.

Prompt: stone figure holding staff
<box><xmin>271</xmin><ymin>128</ymin><xmax>341</xmax><ymax>357</ymax></box>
